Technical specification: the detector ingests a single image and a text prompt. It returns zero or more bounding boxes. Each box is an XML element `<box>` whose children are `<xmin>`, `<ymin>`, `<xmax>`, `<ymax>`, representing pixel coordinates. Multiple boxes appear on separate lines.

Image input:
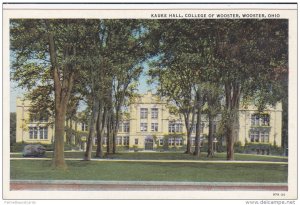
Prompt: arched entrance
<box><xmin>144</xmin><ymin>136</ymin><xmax>154</xmax><ymax>150</ymax></box>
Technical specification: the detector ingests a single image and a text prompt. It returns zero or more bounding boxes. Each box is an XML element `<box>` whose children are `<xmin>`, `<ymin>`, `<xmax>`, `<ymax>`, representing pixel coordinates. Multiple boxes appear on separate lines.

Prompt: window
<box><xmin>29</xmin><ymin>127</ymin><xmax>34</xmax><ymax>139</ymax></box>
<box><xmin>250</xmin><ymin>131</ymin><xmax>260</xmax><ymax>142</ymax></box>
<box><xmin>81</xmin><ymin>123</ymin><xmax>88</xmax><ymax>131</ymax></box>
<box><xmin>151</xmin><ymin>108</ymin><xmax>158</xmax><ymax>119</ymax></box>
<box><xmin>261</xmin><ymin>131</ymin><xmax>270</xmax><ymax>143</ymax></box>
<box><xmin>169</xmin><ymin>123</ymin><xmax>175</xmax><ymax>133</ymax></box>
<box><xmin>33</xmin><ymin>127</ymin><xmax>38</xmax><ymax>139</ymax></box>
<box><xmin>168</xmin><ymin>138</ymin><xmax>175</xmax><ymax>146</ymax></box>
<box><xmin>159</xmin><ymin>138</ymin><xmax>164</xmax><ymax>146</ymax></box>
<box><xmin>116</xmin><ymin>137</ymin><xmax>122</xmax><ymax>145</ymax></box>
<box><xmin>169</xmin><ymin>122</ymin><xmax>183</xmax><ymax>133</ymax></box>
<box><xmin>140</xmin><ymin>123</ymin><xmax>147</xmax><ymax>132</ymax></box>
<box><xmin>175</xmin><ymin>123</ymin><xmax>182</xmax><ymax>132</ymax></box>
<box><xmin>29</xmin><ymin>127</ymin><xmax>48</xmax><ymax>140</ymax></box>
<box><xmin>39</xmin><ymin>127</ymin><xmax>48</xmax><ymax>139</ymax></box>
<box><xmin>251</xmin><ymin>114</ymin><xmax>270</xmax><ymax>126</ymax></box>
<box><xmin>123</xmin><ymin>122</ymin><xmax>130</xmax><ymax>132</ymax></box>
<box><xmin>250</xmin><ymin>130</ymin><xmax>269</xmax><ymax>143</ymax></box>
<box><xmin>140</xmin><ymin>108</ymin><xmax>148</xmax><ymax>119</ymax></box>
<box><xmin>135</xmin><ymin>138</ymin><xmax>139</xmax><ymax>145</ymax></box>
<box><xmin>151</xmin><ymin>123</ymin><xmax>158</xmax><ymax>132</ymax></box>
<box><xmin>123</xmin><ymin>136</ymin><xmax>129</xmax><ymax>146</ymax></box>
<box><xmin>251</xmin><ymin>115</ymin><xmax>260</xmax><ymax>126</ymax></box>
<box><xmin>175</xmin><ymin>138</ymin><xmax>183</xmax><ymax>146</ymax></box>
<box><xmin>261</xmin><ymin>115</ymin><xmax>270</xmax><ymax>126</ymax></box>
<box><xmin>118</xmin><ymin>123</ymin><xmax>123</xmax><ymax>132</ymax></box>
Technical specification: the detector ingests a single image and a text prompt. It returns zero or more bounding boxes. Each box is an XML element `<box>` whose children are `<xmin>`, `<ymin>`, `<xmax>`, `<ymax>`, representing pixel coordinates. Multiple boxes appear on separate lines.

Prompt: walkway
<box><xmin>10</xmin><ymin>157</ymin><xmax>288</xmax><ymax>164</ymax></box>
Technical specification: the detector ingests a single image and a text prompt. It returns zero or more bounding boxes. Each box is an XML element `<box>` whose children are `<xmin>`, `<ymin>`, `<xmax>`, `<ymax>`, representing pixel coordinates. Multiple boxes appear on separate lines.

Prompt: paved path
<box><xmin>10</xmin><ymin>157</ymin><xmax>288</xmax><ymax>164</ymax></box>
<box><xmin>10</xmin><ymin>180</ymin><xmax>288</xmax><ymax>191</ymax></box>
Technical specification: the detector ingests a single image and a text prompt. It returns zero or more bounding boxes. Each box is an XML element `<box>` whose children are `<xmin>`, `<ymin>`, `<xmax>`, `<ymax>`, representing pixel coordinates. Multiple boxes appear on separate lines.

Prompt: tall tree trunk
<box><xmin>84</xmin><ymin>98</ymin><xmax>99</xmax><ymax>161</ymax></box>
<box><xmin>184</xmin><ymin>115</ymin><xmax>192</xmax><ymax>154</ymax></box>
<box><xmin>52</xmin><ymin>104</ymin><xmax>67</xmax><ymax>170</ymax></box>
<box><xmin>224</xmin><ymin>82</ymin><xmax>240</xmax><ymax>160</ymax></box>
<box><xmin>207</xmin><ymin>114</ymin><xmax>214</xmax><ymax>158</ymax></box>
<box><xmin>96</xmin><ymin>106</ymin><xmax>107</xmax><ymax>158</ymax></box>
<box><xmin>48</xmin><ymin>32</ymin><xmax>74</xmax><ymax>170</ymax></box>
<box><xmin>112</xmin><ymin>106</ymin><xmax>120</xmax><ymax>154</ymax></box>
<box><xmin>194</xmin><ymin>88</ymin><xmax>202</xmax><ymax>157</ymax></box>
<box><xmin>225</xmin><ymin>119</ymin><xmax>234</xmax><ymax>160</ymax></box>
<box><xmin>106</xmin><ymin>111</ymin><xmax>114</xmax><ymax>154</ymax></box>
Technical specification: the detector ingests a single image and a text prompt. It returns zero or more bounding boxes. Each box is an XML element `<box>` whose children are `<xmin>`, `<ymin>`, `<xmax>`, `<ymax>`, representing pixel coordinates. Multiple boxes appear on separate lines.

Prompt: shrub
<box><xmin>234</xmin><ymin>141</ymin><xmax>244</xmax><ymax>153</ymax></box>
<box><xmin>10</xmin><ymin>142</ymin><xmax>79</xmax><ymax>152</ymax></box>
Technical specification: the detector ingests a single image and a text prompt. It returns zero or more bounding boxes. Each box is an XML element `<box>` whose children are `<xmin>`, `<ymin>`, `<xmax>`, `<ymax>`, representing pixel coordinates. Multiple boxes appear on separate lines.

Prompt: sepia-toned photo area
<box><xmin>2</xmin><ymin>4</ymin><xmax>297</xmax><ymax>201</ymax></box>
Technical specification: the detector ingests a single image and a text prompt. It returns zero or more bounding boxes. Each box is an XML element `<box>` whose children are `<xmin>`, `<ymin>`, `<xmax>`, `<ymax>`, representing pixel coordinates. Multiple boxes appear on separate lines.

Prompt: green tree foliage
<box><xmin>148</xmin><ymin>19</ymin><xmax>288</xmax><ymax>160</ymax></box>
<box><xmin>10</xmin><ymin>19</ymin><xmax>95</xmax><ymax>169</ymax></box>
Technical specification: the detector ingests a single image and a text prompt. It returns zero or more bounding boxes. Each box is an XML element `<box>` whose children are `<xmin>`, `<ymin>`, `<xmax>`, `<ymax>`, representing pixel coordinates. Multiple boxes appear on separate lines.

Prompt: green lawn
<box><xmin>10</xmin><ymin>160</ymin><xmax>288</xmax><ymax>182</ymax></box>
<box><xmin>10</xmin><ymin>151</ymin><xmax>288</xmax><ymax>162</ymax></box>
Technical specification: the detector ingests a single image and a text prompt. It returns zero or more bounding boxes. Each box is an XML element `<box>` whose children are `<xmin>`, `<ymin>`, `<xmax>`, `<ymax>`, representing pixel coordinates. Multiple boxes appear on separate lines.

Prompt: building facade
<box><xmin>15</xmin><ymin>92</ymin><xmax>283</xmax><ymax>151</ymax></box>
<box><xmin>16</xmin><ymin>98</ymin><xmax>54</xmax><ymax>144</ymax></box>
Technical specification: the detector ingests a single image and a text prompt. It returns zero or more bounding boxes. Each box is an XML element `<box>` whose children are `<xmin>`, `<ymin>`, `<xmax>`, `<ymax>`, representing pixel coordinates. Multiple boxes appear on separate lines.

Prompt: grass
<box><xmin>10</xmin><ymin>151</ymin><xmax>288</xmax><ymax>162</ymax></box>
<box><xmin>10</xmin><ymin>160</ymin><xmax>288</xmax><ymax>182</ymax></box>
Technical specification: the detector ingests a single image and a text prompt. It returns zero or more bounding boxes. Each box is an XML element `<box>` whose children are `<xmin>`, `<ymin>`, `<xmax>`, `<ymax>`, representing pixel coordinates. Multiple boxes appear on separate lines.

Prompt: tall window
<box><xmin>123</xmin><ymin>122</ymin><xmax>130</xmax><ymax>132</ymax></box>
<box><xmin>151</xmin><ymin>123</ymin><xmax>158</xmax><ymax>132</ymax></box>
<box><xmin>135</xmin><ymin>138</ymin><xmax>139</xmax><ymax>145</ymax></box>
<box><xmin>116</xmin><ymin>137</ymin><xmax>122</xmax><ymax>145</ymax></box>
<box><xmin>39</xmin><ymin>127</ymin><xmax>48</xmax><ymax>139</ymax></box>
<box><xmin>81</xmin><ymin>123</ymin><xmax>88</xmax><ymax>131</ymax></box>
<box><xmin>33</xmin><ymin>127</ymin><xmax>38</xmax><ymax>139</ymax></box>
<box><xmin>159</xmin><ymin>138</ymin><xmax>164</xmax><ymax>146</ymax></box>
<box><xmin>168</xmin><ymin>138</ymin><xmax>175</xmax><ymax>146</ymax></box>
<box><xmin>169</xmin><ymin>123</ymin><xmax>175</xmax><ymax>133</ymax></box>
<box><xmin>118</xmin><ymin>123</ymin><xmax>123</xmax><ymax>132</ymax></box>
<box><xmin>151</xmin><ymin>108</ymin><xmax>158</xmax><ymax>119</ymax></box>
<box><xmin>29</xmin><ymin>127</ymin><xmax>34</xmax><ymax>139</ymax></box>
<box><xmin>123</xmin><ymin>136</ymin><xmax>129</xmax><ymax>146</ymax></box>
<box><xmin>260</xmin><ymin>131</ymin><xmax>270</xmax><ymax>143</ymax></box>
<box><xmin>140</xmin><ymin>123</ymin><xmax>147</xmax><ymax>131</ymax></box>
<box><xmin>140</xmin><ymin>108</ymin><xmax>148</xmax><ymax>119</ymax></box>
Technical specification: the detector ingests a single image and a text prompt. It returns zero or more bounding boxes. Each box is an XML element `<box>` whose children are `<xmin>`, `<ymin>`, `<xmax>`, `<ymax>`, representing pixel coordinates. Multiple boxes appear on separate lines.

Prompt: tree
<box><xmin>149</xmin><ymin>20</ymin><xmax>214</xmax><ymax>155</ymax></box>
<box><xmin>11</xmin><ymin>19</ymin><xmax>92</xmax><ymax>169</ymax></box>
<box><xmin>212</xmin><ymin>20</ymin><xmax>288</xmax><ymax>160</ymax></box>
<box><xmin>201</xmin><ymin>83</ymin><xmax>222</xmax><ymax>157</ymax></box>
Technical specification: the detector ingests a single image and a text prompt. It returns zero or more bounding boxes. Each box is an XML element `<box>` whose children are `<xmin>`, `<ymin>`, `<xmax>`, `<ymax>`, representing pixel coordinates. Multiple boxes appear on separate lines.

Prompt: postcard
<box><xmin>2</xmin><ymin>2</ymin><xmax>298</xmax><ymax>202</ymax></box>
